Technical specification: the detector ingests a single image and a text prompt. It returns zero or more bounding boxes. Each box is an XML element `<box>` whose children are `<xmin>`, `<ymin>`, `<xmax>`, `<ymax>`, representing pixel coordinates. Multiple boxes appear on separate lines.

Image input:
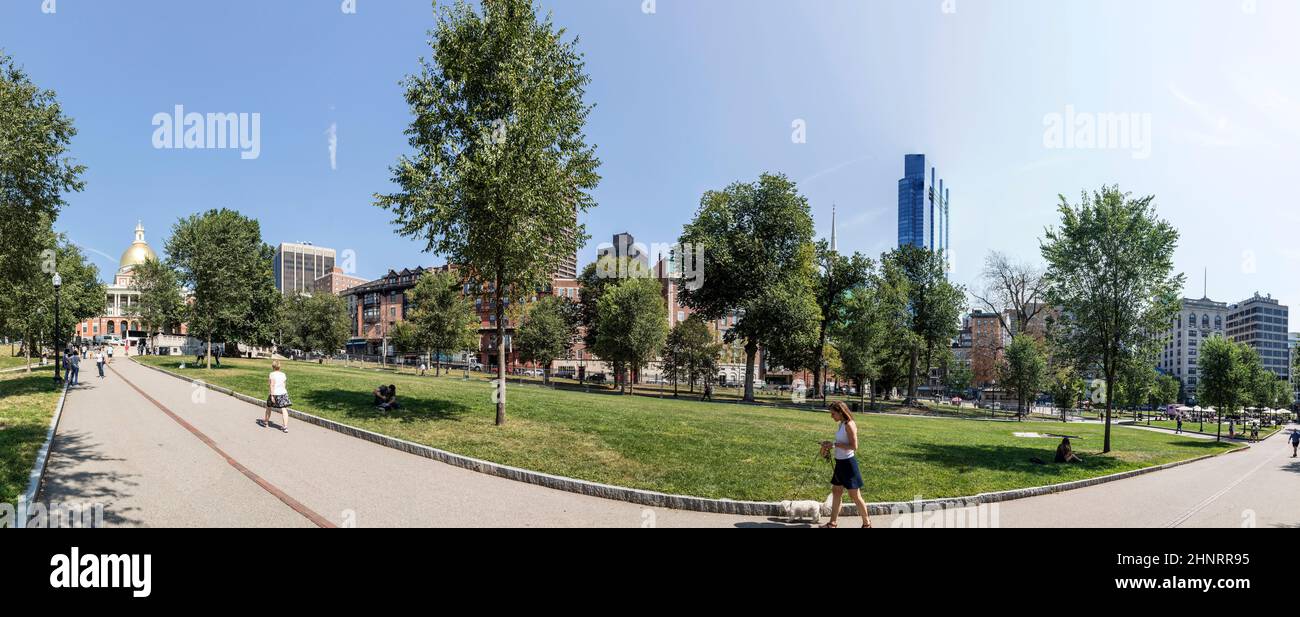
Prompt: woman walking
<box><xmin>263</xmin><ymin>361</ymin><xmax>292</xmax><ymax>433</ymax></box>
<box><xmin>819</xmin><ymin>401</ymin><xmax>871</xmax><ymax>528</ymax></box>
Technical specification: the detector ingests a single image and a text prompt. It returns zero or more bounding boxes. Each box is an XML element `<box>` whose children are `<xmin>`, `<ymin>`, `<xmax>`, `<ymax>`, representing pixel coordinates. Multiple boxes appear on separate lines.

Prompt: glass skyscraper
<box><xmin>897</xmin><ymin>154</ymin><xmax>950</xmax><ymax>255</ymax></box>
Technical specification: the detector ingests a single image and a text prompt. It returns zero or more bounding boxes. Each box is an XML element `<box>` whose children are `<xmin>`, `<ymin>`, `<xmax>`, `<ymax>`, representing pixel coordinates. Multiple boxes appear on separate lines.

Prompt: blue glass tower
<box><xmin>897</xmin><ymin>154</ymin><xmax>949</xmax><ymax>255</ymax></box>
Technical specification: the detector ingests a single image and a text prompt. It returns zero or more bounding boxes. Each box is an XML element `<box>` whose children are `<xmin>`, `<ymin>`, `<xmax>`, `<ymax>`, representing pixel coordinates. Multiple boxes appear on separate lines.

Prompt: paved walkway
<box><xmin>38</xmin><ymin>358</ymin><xmax>769</xmax><ymax>527</ymax></box>
<box><xmin>37</xmin><ymin>358</ymin><xmax>1300</xmax><ymax>528</ymax></box>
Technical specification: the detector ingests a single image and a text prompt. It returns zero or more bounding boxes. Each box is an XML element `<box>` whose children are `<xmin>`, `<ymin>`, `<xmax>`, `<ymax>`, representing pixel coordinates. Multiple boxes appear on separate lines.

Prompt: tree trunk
<box><xmin>907</xmin><ymin>346</ymin><xmax>919</xmax><ymax>402</ymax></box>
<box><xmin>24</xmin><ymin>343</ymin><xmax>31</xmax><ymax>373</ymax></box>
<box><xmin>206</xmin><ymin>336</ymin><xmax>212</xmax><ymax>370</ymax></box>
<box><xmin>1103</xmin><ymin>372</ymin><xmax>1114</xmax><ymax>453</ymax></box>
<box><xmin>813</xmin><ymin>320</ymin><xmax>827</xmax><ymax>401</ymax></box>
<box><xmin>494</xmin><ymin>278</ymin><xmax>506</xmax><ymax>426</ymax></box>
<box><xmin>743</xmin><ymin>338</ymin><xmax>758</xmax><ymax>402</ymax></box>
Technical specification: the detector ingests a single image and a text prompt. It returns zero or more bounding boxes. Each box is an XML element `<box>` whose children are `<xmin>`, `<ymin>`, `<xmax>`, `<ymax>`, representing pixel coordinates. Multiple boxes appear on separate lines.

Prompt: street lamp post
<box><xmin>52</xmin><ymin>272</ymin><xmax>62</xmax><ymax>384</ymax></box>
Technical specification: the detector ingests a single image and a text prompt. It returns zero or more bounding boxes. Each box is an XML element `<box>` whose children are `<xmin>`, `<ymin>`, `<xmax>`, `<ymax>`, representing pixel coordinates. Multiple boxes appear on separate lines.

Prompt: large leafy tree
<box><xmin>166</xmin><ymin>209</ymin><xmax>278</xmax><ymax>368</ymax></box>
<box><xmin>678</xmin><ymin>173</ymin><xmax>818</xmax><ymax>402</ymax></box>
<box><xmin>404</xmin><ymin>270</ymin><xmax>481</xmax><ymax>375</ymax></box>
<box><xmin>1</xmin><ymin>230</ymin><xmax>102</xmax><ymax>368</ymax></box>
<box><xmin>130</xmin><ymin>257</ymin><xmax>186</xmax><ymax>340</ymax></box>
<box><xmin>1151</xmin><ymin>373</ymin><xmax>1181</xmax><ymax>409</ymax></box>
<box><xmin>1197</xmin><ymin>336</ymin><xmax>1252</xmax><ymax>442</ymax></box>
<box><xmin>0</xmin><ymin>53</ymin><xmax>86</xmax><ymax>318</ymax></box>
<box><xmin>376</xmin><ymin>0</ymin><xmax>600</xmax><ymax>425</ymax></box>
<box><xmin>881</xmin><ymin>245</ymin><xmax>965</xmax><ymax>403</ymax></box>
<box><xmin>593</xmin><ymin>277</ymin><xmax>668</xmax><ymax>394</ymax></box>
<box><xmin>832</xmin><ymin>264</ymin><xmax>904</xmax><ymax>408</ymax></box>
<box><xmin>281</xmin><ymin>293</ymin><xmax>352</xmax><ymax>363</ymax></box>
<box><xmin>515</xmin><ymin>295</ymin><xmax>579</xmax><ymax>385</ymax></box>
<box><xmin>1042</xmin><ymin>186</ymin><xmax>1183</xmax><ymax>452</ymax></box>
<box><xmin>810</xmin><ymin>241</ymin><xmax>872</xmax><ymax>400</ymax></box>
<box><xmin>998</xmin><ymin>334</ymin><xmax>1047</xmax><ymax>418</ymax></box>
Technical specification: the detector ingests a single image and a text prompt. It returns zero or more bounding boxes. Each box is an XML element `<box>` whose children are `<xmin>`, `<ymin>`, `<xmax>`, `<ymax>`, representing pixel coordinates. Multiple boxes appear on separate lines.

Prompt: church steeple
<box><xmin>134</xmin><ymin>220</ymin><xmax>145</xmax><ymax>243</ymax></box>
<box><xmin>830</xmin><ymin>205</ymin><xmax>837</xmax><ymax>253</ymax></box>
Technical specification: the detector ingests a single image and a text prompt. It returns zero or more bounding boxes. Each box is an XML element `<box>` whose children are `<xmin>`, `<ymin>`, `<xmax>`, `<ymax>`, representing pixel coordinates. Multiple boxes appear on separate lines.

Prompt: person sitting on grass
<box><xmin>1054</xmin><ymin>437</ymin><xmax>1083</xmax><ymax>464</ymax></box>
<box><xmin>374</xmin><ymin>384</ymin><xmax>399</xmax><ymax>412</ymax></box>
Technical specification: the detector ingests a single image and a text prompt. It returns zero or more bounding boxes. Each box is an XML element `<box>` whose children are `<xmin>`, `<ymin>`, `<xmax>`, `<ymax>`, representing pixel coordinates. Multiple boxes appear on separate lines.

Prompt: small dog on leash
<box><xmin>781</xmin><ymin>500</ymin><xmax>823</xmax><ymax>524</ymax></box>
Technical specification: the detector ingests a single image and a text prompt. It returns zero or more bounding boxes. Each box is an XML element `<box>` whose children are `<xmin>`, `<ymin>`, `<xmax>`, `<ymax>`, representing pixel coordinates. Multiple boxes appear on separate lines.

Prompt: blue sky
<box><xmin>3</xmin><ymin>0</ymin><xmax>1298</xmax><ymax>324</ymax></box>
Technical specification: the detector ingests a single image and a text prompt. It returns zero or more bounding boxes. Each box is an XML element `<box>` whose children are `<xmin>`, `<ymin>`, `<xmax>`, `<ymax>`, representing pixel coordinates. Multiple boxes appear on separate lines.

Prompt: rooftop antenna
<box><xmin>1203</xmin><ymin>267</ymin><xmax>1207</xmax><ymax>299</ymax></box>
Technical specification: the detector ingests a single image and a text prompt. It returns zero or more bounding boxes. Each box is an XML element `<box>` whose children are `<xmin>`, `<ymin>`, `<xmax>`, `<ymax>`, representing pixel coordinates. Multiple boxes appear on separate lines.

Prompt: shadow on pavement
<box><xmin>38</xmin><ymin>428</ymin><xmax>143</xmax><ymax>527</ymax></box>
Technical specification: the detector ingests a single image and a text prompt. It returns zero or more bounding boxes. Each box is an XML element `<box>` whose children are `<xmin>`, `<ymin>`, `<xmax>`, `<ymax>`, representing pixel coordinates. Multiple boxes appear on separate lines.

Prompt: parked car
<box><xmin>587</xmin><ymin>373</ymin><xmax>607</xmax><ymax>384</ymax></box>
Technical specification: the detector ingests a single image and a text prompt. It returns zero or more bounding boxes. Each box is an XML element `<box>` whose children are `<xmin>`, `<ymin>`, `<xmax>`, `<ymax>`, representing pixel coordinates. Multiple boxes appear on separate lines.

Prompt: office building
<box><xmin>1158</xmin><ymin>296</ymin><xmax>1229</xmax><ymax>402</ymax></box>
<box><xmin>897</xmin><ymin>153</ymin><xmax>950</xmax><ymax>255</ymax></box>
<box><xmin>1227</xmin><ymin>293</ymin><xmax>1291</xmax><ymax>382</ymax></box>
<box><xmin>274</xmin><ymin>243</ymin><xmax>335</xmax><ymax>295</ymax></box>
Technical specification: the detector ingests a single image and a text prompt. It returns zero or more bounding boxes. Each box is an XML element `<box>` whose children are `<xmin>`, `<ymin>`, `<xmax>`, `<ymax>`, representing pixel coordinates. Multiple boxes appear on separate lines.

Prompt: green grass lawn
<box><xmin>0</xmin><ymin>366</ymin><xmax>60</xmax><ymax>505</ymax></box>
<box><xmin>0</xmin><ymin>344</ymin><xmax>36</xmax><ymax>371</ymax></box>
<box><xmin>136</xmin><ymin>356</ymin><xmax>1243</xmax><ymax>503</ymax></box>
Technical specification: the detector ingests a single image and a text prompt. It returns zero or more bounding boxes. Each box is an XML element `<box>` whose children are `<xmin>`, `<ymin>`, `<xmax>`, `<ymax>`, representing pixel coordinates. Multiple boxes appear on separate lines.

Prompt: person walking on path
<box><xmin>1290</xmin><ymin>429</ymin><xmax>1299</xmax><ymax>458</ymax></box>
<box><xmin>819</xmin><ymin>401</ymin><xmax>872</xmax><ymax>529</ymax></box>
<box><xmin>1176</xmin><ymin>416</ymin><xmax>1184</xmax><ymax>434</ymax></box>
<box><xmin>106</xmin><ymin>344</ymin><xmax>114</xmax><ymax>364</ymax></box>
<box><xmin>95</xmin><ymin>347</ymin><xmax>106</xmax><ymax>379</ymax></box>
<box><xmin>262</xmin><ymin>361</ymin><xmax>292</xmax><ymax>433</ymax></box>
<box><xmin>67</xmin><ymin>349</ymin><xmax>81</xmax><ymax>385</ymax></box>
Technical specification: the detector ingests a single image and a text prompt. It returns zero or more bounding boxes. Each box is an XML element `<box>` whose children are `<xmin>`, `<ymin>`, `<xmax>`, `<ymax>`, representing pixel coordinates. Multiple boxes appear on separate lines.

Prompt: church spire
<box><xmin>830</xmin><ymin>204</ymin><xmax>837</xmax><ymax>253</ymax></box>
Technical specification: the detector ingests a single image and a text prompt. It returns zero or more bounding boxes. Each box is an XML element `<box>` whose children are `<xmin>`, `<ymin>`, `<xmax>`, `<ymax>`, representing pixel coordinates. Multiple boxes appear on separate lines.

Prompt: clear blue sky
<box><xmin>3</xmin><ymin>0</ymin><xmax>1297</xmax><ymax>325</ymax></box>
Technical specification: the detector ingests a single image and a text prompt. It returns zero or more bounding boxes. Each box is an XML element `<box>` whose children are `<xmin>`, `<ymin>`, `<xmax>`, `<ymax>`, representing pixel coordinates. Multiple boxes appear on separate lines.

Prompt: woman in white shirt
<box><xmin>263</xmin><ymin>361</ymin><xmax>292</xmax><ymax>433</ymax></box>
<box><xmin>819</xmin><ymin>401</ymin><xmax>871</xmax><ymax>528</ymax></box>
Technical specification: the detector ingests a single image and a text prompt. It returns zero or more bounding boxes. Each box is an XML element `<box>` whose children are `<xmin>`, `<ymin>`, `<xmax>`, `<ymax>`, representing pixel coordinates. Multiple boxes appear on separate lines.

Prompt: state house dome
<box><xmin>118</xmin><ymin>222</ymin><xmax>158</xmax><ymax>272</ymax></box>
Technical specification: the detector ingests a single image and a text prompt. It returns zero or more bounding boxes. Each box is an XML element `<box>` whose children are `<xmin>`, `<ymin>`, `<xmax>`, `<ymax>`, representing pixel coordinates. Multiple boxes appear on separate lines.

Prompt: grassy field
<box><xmin>0</xmin><ymin>344</ymin><xmax>36</xmax><ymax>371</ymax></box>
<box><xmin>0</xmin><ymin>366</ymin><xmax>60</xmax><ymax>505</ymax></box>
<box><xmin>136</xmin><ymin>356</ymin><xmax>1243</xmax><ymax>502</ymax></box>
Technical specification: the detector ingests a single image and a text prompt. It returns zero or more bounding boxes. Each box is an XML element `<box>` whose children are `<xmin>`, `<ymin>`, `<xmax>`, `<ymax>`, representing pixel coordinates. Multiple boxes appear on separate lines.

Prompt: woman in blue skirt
<box><xmin>820</xmin><ymin>401</ymin><xmax>871</xmax><ymax>528</ymax></box>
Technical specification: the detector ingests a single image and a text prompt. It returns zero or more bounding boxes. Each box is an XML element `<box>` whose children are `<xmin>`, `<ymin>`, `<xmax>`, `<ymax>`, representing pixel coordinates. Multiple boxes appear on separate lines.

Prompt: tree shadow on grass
<box><xmin>0</xmin><ymin>374</ymin><xmax>60</xmax><ymax>398</ymax></box>
<box><xmin>894</xmin><ymin>442</ymin><xmax>1132</xmax><ymax>477</ymax></box>
<box><xmin>298</xmin><ymin>389</ymin><xmax>473</xmax><ymax>424</ymax></box>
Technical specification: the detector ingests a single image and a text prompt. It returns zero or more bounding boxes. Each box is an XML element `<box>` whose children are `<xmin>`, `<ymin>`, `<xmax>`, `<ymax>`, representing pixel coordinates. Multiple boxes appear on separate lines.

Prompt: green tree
<box><xmin>999</xmin><ymin>334</ymin><xmax>1047</xmax><ymax>418</ymax></box>
<box><xmin>404</xmin><ymin>270</ymin><xmax>481</xmax><ymax>376</ymax></box>
<box><xmin>945</xmin><ymin>360</ymin><xmax>974</xmax><ymax>398</ymax></box>
<box><xmin>1197</xmin><ymin>337</ymin><xmax>1252</xmax><ymax>442</ymax></box>
<box><xmin>1049</xmin><ymin>366</ymin><xmax>1085</xmax><ymax>423</ymax></box>
<box><xmin>0</xmin><ymin>53</ymin><xmax>86</xmax><ymax>318</ymax></box>
<box><xmin>1150</xmin><ymin>373</ymin><xmax>1181</xmax><ymax>408</ymax></box>
<box><xmin>515</xmin><ymin>295</ymin><xmax>579</xmax><ymax>385</ymax></box>
<box><xmin>810</xmin><ymin>241</ymin><xmax>873</xmax><ymax>400</ymax></box>
<box><xmin>678</xmin><ymin>173</ymin><xmax>819</xmax><ymax>402</ymax></box>
<box><xmin>1115</xmin><ymin>360</ymin><xmax>1157</xmax><ymax>419</ymax></box>
<box><xmin>130</xmin><ymin>257</ymin><xmax>185</xmax><ymax>340</ymax></box>
<box><xmin>166</xmin><ymin>209</ymin><xmax>278</xmax><ymax>368</ymax></box>
<box><xmin>833</xmin><ymin>267</ymin><xmax>902</xmax><ymax>408</ymax></box>
<box><xmin>1041</xmin><ymin>186</ymin><xmax>1184</xmax><ymax>452</ymax></box>
<box><xmin>881</xmin><ymin>245</ymin><xmax>965</xmax><ymax>403</ymax></box>
<box><xmin>282</xmin><ymin>293</ymin><xmax>352</xmax><ymax>363</ymax></box>
<box><xmin>661</xmin><ymin>316</ymin><xmax>721</xmax><ymax>397</ymax></box>
<box><xmin>593</xmin><ymin>277</ymin><xmax>668</xmax><ymax>394</ymax></box>
<box><xmin>1</xmin><ymin>231</ymin><xmax>103</xmax><ymax>368</ymax></box>
<box><xmin>376</xmin><ymin>0</ymin><xmax>600</xmax><ymax>425</ymax></box>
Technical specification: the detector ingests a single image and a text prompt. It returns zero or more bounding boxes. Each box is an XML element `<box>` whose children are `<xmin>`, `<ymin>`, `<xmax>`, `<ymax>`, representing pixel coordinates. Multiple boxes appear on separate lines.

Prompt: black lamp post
<box><xmin>52</xmin><ymin>272</ymin><xmax>62</xmax><ymax>384</ymax></box>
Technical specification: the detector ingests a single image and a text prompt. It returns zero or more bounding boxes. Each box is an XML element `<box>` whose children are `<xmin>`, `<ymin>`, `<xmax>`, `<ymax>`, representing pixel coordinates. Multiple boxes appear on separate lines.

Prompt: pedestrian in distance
<box><xmin>1176</xmin><ymin>416</ymin><xmax>1183</xmax><ymax>435</ymax></box>
<box><xmin>96</xmin><ymin>347</ymin><xmax>106</xmax><ymax>379</ymax></box>
<box><xmin>106</xmin><ymin>344</ymin><xmax>113</xmax><ymax>364</ymax></box>
<box><xmin>1290</xmin><ymin>429</ymin><xmax>1299</xmax><ymax>458</ymax></box>
<box><xmin>68</xmin><ymin>349</ymin><xmax>80</xmax><ymax>386</ymax></box>
<box><xmin>262</xmin><ymin>360</ymin><xmax>291</xmax><ymax>433</ymax></box>
<box><xmin>819</xmin><ymin>401</ymin><xmax>872</xmax><ymax>529</ymax></box>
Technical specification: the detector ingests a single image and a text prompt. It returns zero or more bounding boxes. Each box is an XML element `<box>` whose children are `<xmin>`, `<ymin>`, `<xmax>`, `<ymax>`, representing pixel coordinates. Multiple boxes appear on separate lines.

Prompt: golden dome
<box><xmin>119</xmin><ymin>222</ymin><xmax>158</xmax><ymax>271</ymax></box>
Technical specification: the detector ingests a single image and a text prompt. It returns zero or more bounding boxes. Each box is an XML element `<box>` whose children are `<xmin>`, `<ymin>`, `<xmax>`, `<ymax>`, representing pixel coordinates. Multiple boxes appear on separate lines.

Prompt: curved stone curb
<box><xmin>18</xmin><ymin>377</ymin><xmax>71</xmax><ymax>527</ymax></box>
<box><xmin>132</xmin><ymin>359</ymin><xmax>1251</xmax><ymax>518</ymax></box>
